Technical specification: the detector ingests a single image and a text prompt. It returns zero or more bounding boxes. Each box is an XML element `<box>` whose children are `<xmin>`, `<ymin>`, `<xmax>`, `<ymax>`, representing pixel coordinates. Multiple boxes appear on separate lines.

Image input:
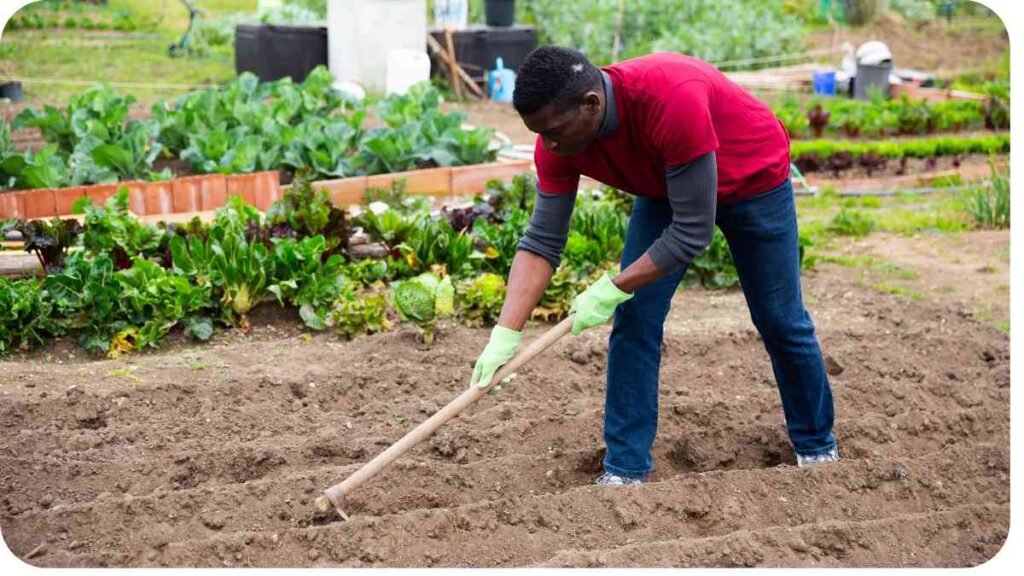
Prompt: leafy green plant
<box><xmin>474</xmin><ymin>209</ymin><xmax>530</xmax><ymax>274</ymax></box>
<box><xmin>960</xmin><ymin>161</ymin><xmax>1010</xmax><ymax>229</ymax></box>
<box><xmin>398</xmin><ymin>215</ymin><xmax>480</xmax><ymax>278</ymax></box>
<box><xmin>46</xmin><ymin>254</ymin><xmax>213</xmax><ymax>356</ymax></box>
<box><xmin>265</xmin><ymin>171</ymin><xmax>350</xmax><ymax>257</ymax></box>
<box><xmin>827</xmin><ymin>208</ymin><xmax>877</xmax><ymax>237</ymax></box>
<box><xmin>685</xmin><ymin>227</ymin><xmax>739</xmax><ymax>289</ymax></box>
<box><xmin>0</xmin><ymin>277</ymin><xmax>60</xmax><ymax>355</ymax></box>
<box><xmin>328</xmin><ymin>288</ymin><xmax>390</xmax><ymax>340</ymax></box>
<box><xmin>392</xmin><ymin>272</ymin><xmax>455</xmax><ymax>343</ymax></box>
<box><xmin>0</xmin><ymin>118</ymin><xmax>24</xmax><ymax>189</ymax></box>
<box><xmin>170</xmin><ymin>197</ymin><xmax>272</xmax><ymax>329</ymax></box>
<box><xmin>456</xmin><ymin>273</ymin><xmax>507</xmax><ymax>327</ymax></box>
<box><xmin>14</xmin><ymin>217</ymin><xmax>83</xmax><ymax>274</ymax></box>
<box><xmin>82</xmin><ymin>188</ymin><xmax>164</xmax><ymax>269</ymax></box>
<box><xmin>341</xmin><ymin>259</ymin><xmax>389</xmax><ymax>287</ymax></box>
<box><xmin>268</xmin><ymin>235</ymin><xmax>347</xmax><ymax>330</ymax></box>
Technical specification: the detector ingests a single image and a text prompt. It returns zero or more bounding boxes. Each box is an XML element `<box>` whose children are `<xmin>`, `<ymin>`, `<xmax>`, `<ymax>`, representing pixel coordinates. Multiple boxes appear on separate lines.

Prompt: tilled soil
<box><xmin>0</xmin><ymin>266</ymin><xmax>1009</xmax><ymax>567</ymax></box>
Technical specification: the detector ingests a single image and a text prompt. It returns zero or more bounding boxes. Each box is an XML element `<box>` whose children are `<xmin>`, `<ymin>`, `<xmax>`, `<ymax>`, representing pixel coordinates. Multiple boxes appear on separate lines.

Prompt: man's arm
<box><xmin>613</xmin><ymin>152</ymin><xmax>718</xmax><ymax>292</ymax></box>
<box><xmin>497</xmin><ymin>189</ymin><xmax>577</xmax><ymax>330</ymax></box>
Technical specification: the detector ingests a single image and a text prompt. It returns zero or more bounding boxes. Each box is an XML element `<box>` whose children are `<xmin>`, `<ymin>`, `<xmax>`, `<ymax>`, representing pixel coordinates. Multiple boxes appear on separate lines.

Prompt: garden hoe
<box><xmin>314</xmin><ymin>315</ymin><xmax>575</xmax><ymax>520</ymax></box>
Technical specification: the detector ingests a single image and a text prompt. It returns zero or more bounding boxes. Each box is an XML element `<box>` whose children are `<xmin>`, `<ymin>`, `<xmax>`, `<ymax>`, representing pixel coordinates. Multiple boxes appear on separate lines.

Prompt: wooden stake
<box><xmin>443</xmin><ymin>28</ymin><xmax>464</xmax><ymax>101</ymax></box>
<box><xmin>426</xmin><ymin>34</ymin><xmax>484</xmax><ymax>98</ymax></box>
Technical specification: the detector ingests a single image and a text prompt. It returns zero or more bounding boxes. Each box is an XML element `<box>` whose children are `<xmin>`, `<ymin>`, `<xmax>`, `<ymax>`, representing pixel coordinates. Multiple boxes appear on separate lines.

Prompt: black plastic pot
<box><xmin>485</xmin><ymin>0</ymin><xmax>516</xmax><ymax>27</ymax></box>
<box><xmin>234</xmin><ymin>23</ymin><xmax>328</xmax><ymax>83</ymax></box>
<box><xmin>0</xmin><ymin>81</ymin><xmax>23</xmax><ymax>102</ymax></box>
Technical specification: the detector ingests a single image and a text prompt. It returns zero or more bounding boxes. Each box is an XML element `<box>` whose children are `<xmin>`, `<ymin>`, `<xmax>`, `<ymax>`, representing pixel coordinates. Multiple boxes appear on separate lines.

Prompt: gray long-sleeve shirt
<box><xmin>518</xmin><ymin>150</ymin><xmax>717</xmax><ymax>274</ymax></box>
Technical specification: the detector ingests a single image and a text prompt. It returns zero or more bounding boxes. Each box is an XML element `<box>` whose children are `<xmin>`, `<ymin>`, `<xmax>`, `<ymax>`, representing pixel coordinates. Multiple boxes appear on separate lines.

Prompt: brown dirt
<box><xmin>0</xmin><ymin>251</ymin><xmax>1009</xmax><ymax>567</ymax></box>
<box><xmin>825</xmin><ymin>229</ymin><xmax>1009</xmax><ymax>331</ymax></box>
<box><xmin>807</xmin><ymin>14</ymin><xmax>1008</xmax><ymax>76</ymax></box>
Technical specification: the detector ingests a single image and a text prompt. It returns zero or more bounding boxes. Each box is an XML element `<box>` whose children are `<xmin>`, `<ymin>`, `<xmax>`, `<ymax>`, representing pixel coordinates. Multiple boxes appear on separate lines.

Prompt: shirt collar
<box><xmin>595</xmin><ymin>70</ymin><xmax>619</xmax><ymax>139</ymax></box>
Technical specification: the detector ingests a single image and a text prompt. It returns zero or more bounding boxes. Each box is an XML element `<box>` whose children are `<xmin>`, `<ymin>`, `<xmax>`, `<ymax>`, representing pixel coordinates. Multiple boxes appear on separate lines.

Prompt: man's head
<box><xmin>513</xmin><ymin>46</ymin><xmax>604</xmax><ymax>156</ymax></box>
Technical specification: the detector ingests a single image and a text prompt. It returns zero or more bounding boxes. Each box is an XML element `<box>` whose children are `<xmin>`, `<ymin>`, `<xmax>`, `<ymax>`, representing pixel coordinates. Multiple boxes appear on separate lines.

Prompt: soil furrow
<box><xmin>7</xmin><ymin>443</ymin><xmax>1007</xmax><ymax>567</ymax></box>
<box><xmin>537</xmin><ymin>503</ymin><xmax>1009</xmax><ymax>567</ymax></box>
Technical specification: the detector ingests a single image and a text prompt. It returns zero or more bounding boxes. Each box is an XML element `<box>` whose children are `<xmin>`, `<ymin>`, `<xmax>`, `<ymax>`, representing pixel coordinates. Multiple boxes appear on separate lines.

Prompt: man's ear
<box><xmin>581</xmin><ymin>90</ymin><xmax>602</xmax><ymax>116</ymax></box>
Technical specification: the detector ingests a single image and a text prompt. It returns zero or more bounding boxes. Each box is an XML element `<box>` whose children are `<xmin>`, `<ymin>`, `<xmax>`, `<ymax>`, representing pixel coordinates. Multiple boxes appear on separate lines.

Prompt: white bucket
<box><xmin>385</xmin><ymin>49</ymin><xmax>431</xmax><ymax>96</ymax></box>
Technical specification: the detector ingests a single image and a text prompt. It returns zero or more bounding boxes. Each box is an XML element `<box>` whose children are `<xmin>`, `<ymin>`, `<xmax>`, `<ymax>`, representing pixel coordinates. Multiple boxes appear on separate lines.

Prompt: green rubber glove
<box><xmin>569</xmin><ymin>272</ymin><xmax>633</xmax><ymax>336</ymax></box>
<box><xmin>470</xmin><ymin>325</ymin><xmax>523</xmax><ymax>394</ymax></box>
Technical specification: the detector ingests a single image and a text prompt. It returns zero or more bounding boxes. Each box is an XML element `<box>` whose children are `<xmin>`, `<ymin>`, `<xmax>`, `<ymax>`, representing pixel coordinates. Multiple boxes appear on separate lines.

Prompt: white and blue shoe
<box><xmin>594</xmin><ymin>472</ymin><xmax>648</xmax><ymax>486</ymax></box>
<box><xmin>796</xmin><ymin>446</ymin><xmax>841</xmax><ymax>468</ymax></box>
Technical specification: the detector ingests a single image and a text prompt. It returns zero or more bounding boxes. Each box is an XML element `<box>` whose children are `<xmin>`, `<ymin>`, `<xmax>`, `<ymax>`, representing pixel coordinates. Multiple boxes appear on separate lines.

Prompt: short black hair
<box><xmin>513</xmin><ymin>45</ymin><xmax>602</xmax><ymax>116</ymax></box>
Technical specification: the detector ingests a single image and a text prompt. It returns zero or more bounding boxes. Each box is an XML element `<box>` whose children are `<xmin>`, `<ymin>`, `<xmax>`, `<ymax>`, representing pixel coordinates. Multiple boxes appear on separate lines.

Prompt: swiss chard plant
<box><xmin>15</xmin><ymin>217</ymin><xmax>84</xmax><ymax>274</ymax></box>
<box><xmin>265</xmin><ymin>170</ymin><xmax>350</xmax><ymax>258</ymax></box>
<box><xmin>170</xmin><ymin>196</ymin><xmax>272</xmax><ymax>329</ymax></box>
<box><xmin>82</xmin><ymin>188</ymin><xmax>165</xmax><ymax>269</ymax></box>
<box><xmin>268</xmin><ymin>235</ymin><xmax>347</xmax><ymax>330</ymax></box>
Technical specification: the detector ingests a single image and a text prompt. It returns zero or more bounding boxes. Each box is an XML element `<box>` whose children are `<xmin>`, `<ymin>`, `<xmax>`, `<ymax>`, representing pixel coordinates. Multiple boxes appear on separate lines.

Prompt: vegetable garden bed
<box><xmin>1</xmin><ymin>68</ymin><xmax>510</xmax><ymax>214</ymax></box>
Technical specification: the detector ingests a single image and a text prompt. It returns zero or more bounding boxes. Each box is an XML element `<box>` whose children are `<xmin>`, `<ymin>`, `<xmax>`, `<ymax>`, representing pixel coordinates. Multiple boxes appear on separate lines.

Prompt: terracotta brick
<box><xmin>84</xmin><ymin>183</ymin><xmax>120</xmax><ymax>208</ymax></box>
<box><xmin>142</xmin><ymin>181</ymin><xmax>174</xmax><ymax>216</ymax></box>
<box><xmin>450</xmin><ymin>160</ymin><xmax>532</xmax><ymax>196</ymax></box>
<box><xmin>199</xmin><ymin>175</ymin><xmax>228</xmax><ymax>211</ymax></box>
<box><xmin>368</xmin><ymin>167</ymin><xmax>452</xmax><ymax>196</ymax></box>
<box><xmin>22</xmin><ymin>188</ymin><xmax>57</xmax><ymax>219</ymax></box>
<box><xmin>251</xmin><ymin>171</ymin><xmax>282</xmax><ymax>211</ymax></box>
<box><xmin>53</xmin><ymin>186</ymin><xmax>88</xmax><ymax>216</ymax></box>
<box><xmin>114</xmin><ymin>181</ymin><xmax>147</xmax><ymax>215</ymax></box>
<box><xmin>171</xmin><ymin>176</ymin><xmax>203</xmax><ymax>213</ymax></box>
<box><xmin>0</xmin><ymin>191</ymin><xmax>25</xmax><ymax>220</ymax></box>
<box><xmin>227</xmin><ymin>173</ymin><xmax>258</xmax><ymax>207</ymax></box>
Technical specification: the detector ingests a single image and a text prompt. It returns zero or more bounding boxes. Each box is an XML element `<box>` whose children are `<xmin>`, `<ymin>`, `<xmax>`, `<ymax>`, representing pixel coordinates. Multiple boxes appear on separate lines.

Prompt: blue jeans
<box><xmin>603</xmin><ymin>179</ymin><xmax>837</xmax><ymax>478</ymax></box>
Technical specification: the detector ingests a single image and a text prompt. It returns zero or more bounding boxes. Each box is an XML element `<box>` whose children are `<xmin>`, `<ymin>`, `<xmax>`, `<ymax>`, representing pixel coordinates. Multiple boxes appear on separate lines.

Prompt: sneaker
<box><xmin>796</xmin><ymin>446</ymin><xmax>840</xmax><ymax>468</ymax></box>
<box><xmin>594</xmin><ymin>472</ymin><xmax>648</xmax><ymax>486</ymax></box>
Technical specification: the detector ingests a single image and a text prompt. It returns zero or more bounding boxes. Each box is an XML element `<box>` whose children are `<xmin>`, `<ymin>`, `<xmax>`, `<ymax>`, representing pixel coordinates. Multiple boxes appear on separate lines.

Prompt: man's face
<box><xmin>521</xmin><ymin>92</ymin><xmax>603</xmax><ymax>157</ymax></box>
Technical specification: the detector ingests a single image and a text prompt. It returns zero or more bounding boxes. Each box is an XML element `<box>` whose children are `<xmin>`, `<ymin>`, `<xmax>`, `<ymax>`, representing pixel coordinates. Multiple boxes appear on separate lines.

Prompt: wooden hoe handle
<box><xmin>315</xmin><ymin>316</ymin><xmax>575</xmax><ymax>517</ymax></box>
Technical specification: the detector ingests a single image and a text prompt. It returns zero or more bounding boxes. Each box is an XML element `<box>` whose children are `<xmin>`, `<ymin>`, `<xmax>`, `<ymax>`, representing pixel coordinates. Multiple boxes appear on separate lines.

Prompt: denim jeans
<box><xmin>603</xmin><ymin>179</ymin><xmax>837</xmax><ymax>478</ymax></box>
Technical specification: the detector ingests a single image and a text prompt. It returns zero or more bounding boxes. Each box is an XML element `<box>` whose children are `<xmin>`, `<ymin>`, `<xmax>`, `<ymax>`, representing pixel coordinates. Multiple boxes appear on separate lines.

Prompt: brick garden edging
<box><xmin>0</xmin><ymin>160</ymin><xmax>532</xmax><ymax>220</ymax></box>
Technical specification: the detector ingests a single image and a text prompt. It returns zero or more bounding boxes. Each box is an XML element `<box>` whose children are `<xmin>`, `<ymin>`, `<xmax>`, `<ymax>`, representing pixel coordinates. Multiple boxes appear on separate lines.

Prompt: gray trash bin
<box><xmin>854</xmin><ymin>62</ymin><xmax>892</xmax><ymax>100</ymax></box>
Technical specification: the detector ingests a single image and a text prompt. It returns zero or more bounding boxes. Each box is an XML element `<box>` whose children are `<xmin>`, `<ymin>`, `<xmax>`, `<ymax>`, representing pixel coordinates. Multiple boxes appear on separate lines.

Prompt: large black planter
<box><xmin>234</xmin><ymin>23</ymin><xmax>328</xmax><ymax>83</ymax></box>
<box><xmin>485</xmin><ymin>0</ymin><xmax>516</xmax><ymax>27</ymax></box>
<box><xmin>428</xmin><ymin>25</ymin><xmax>537</xmax><ymax>85</ymax></box>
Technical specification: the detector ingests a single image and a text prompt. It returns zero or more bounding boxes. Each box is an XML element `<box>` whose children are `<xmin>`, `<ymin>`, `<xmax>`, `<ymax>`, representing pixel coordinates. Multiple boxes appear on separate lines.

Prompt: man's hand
<box><xmin>569</xmin><ymin>272</ymin><xmax>634</xmax><ymax>335</ymax></box>
<box><xmin>470</xmin><ymin>325</ymin><xmax>523</xmax><ymax>394</ymax></box>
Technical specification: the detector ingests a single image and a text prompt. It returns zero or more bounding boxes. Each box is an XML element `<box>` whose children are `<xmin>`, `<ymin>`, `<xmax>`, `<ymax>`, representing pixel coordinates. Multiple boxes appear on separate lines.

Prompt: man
<box><xmin>470</xmin><ymin>46</ymin><xmax>839</xmax><ymax>485</ymax></box>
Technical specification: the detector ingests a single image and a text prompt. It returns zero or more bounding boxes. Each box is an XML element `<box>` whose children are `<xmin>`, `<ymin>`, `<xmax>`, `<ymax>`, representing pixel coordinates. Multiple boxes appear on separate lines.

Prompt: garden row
<box><xmin>773</xmin><ymin>87</ymin><xmax>1010</xmax><ymax>140</ymax></box>
<box><xmin>791</xmin><ymin>133</ymin><xmax>1010</xmax><ymax>176</ymax></box>
<box><xmin>3</xmin><ymin>0</ymin><xmax>140</xmax><ymax>33</ymax></box>
<box><xmin>0</xmin><ymin>172</ymin><xmax>633</xmax><ymax>356</ymax></box>
<box><xmin>0</xmin><ymin>67</ymin><xmax>496</xmax><ymax>193</ymax></box>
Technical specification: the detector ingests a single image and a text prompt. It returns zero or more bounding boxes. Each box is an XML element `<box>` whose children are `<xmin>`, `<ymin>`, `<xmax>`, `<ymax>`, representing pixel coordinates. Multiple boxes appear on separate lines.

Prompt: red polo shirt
<box><xmin>535</xmin><ymin>52</ymin><xmax>791</xmax><ymax>203</ymax></box>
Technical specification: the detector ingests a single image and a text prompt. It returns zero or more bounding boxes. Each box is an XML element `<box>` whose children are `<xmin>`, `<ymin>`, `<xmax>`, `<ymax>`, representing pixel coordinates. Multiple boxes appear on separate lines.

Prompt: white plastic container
<box><xmin>433</xmin><ymin>0</ymin><xmax>468</xmax><ymax>29</ymax></box>
<box><xmin>327</xmin><ymin>0</ymin><xmax>427</xmax><ymax>93</ymax></box>
<box><xmin>386</xmin><ymin>49</ymin><xmax>431</xmax><ymax>96</ymax></box>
